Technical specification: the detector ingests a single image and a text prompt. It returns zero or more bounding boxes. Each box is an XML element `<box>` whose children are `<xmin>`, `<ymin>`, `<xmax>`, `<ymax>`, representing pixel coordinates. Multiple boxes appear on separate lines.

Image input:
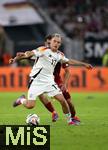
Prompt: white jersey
<box><xmin>29</xmin><ymin>46</ymin><xmax>69</xmax><ymax>80</ymax></box>
<box><xmin>28</xmin><ymin>46</ymin><xmax>69</xmax><ymax>100</ymax></box>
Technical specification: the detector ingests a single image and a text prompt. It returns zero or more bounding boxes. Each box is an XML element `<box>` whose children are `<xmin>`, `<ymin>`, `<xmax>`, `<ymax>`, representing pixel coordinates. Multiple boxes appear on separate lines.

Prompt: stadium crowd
<box><xmin>0</xmin><ymin>0</ymin><xmax>108</xmax><ymax>66</ymax></box>
<box><xmin>43</xmin><ymin>0</ymin><xmax>108</xmax><ymax>39</ymax></box>
<box><xmin>0</xmin><ymin>25</ymin><xmax>13</xmax><ymax>66</ymax></box>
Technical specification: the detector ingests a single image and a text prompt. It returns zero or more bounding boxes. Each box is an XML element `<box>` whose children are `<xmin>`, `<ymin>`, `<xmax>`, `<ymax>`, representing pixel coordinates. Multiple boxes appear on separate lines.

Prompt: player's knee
<box><xmin>25</xmin><ymin>101</ymin><xmax>35</xmax><ymax>109</ymax></box>
<box><xmin>26</xmin><ymin>105</ymin><xmax>34</xmax><ymax>109</ymax></box>
<box><xmin>39</xmin><ymin>95</ymin><xmax>49</xmax><ymax>105</ymax></box>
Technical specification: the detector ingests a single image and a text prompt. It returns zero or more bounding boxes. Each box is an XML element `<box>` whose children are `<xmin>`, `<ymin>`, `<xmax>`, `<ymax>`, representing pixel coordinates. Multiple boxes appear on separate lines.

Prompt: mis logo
<box><xmin>0</xmin><ymin>125</ymin><xmax>50</xmax><ymax>150</ymax></box>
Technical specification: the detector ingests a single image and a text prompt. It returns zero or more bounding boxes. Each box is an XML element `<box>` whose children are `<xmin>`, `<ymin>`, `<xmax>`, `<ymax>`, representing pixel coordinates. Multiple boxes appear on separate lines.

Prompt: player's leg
<box><xmin>54</xmin><ymin>94</ymin><xmax>76</xmax><ymax>125</ymax></box>
<box><xmin>63</xmin><ymin>91</ymin><xmax>76</xmax><ymax>117</ymax></box>
<box><xmin>39</xmin><ymin>94</ymin><xmax>58</xmax><ymax>122</ymax></box>
<box><xmin>47</xmin><ymin>83</ymin><xmax>77</xmax><ymax>125</ymax></box>
<box><xmin>54</xmin><ymin>94</ymin><xmax>70</xmax><ymax>114</ymax></box>
<box><xmin>13</xmin><ymin>94</ymin><xmax>36</xmax><ymax>109</ymax></box>
<box><xmin>39</xmin><ymin>94</ymin><xmax>55</xmax><ymax>113</ymax></box>
<box><xmin>13</xmin><ymin>82</ymin><xmax>42</xmax><ymax>109</ymax></box>
<box><xmin>63</xmin><ymin>90</ymin><xmax>80</xmax><ymax>123</ymax></box>
<box><xmin>57</xmin><ymin>82</ymin><xmax>80</xmax><ymax>121</ymax></box>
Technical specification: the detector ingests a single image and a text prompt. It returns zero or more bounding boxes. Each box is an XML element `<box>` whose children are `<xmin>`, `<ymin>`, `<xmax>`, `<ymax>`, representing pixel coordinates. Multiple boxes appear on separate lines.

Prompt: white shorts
<box><xmin>28</xmin><ymin>77</ymin><xmax>62</xmax><ymax>100</ymax></box>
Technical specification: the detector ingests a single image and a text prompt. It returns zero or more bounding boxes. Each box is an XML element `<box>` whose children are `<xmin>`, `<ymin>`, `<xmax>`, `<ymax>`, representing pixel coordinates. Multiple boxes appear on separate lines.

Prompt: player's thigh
<box><xmin>28</xmin><ymin>84</ymin><xmax>44</xmax><ymax>100</ymax></box>
<box><xmin>39</xmin><ymin>94</ymin><xmax>49</xmax><ymax>104</ymax></box>
<box><xmin>54</xmin><ymin>94</ymin><xmax>66</xmax><ymax>103</ymax></box>
<box><xmin>26</xmin><ymin>100</ymin><xmax>36</xmax><ymax>107</ymax></box>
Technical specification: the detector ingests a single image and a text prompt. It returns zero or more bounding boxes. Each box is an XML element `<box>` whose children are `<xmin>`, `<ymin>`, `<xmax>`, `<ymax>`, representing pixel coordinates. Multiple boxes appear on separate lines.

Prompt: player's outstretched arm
<box><xmin>59</xmin><ymin>65</ymin><xmax>70</xmax><ymax>92</ymax></box>
<box><xmin>63</xmin><ymin>67</ymin><xmax>70</xmax><ymax>87</ymax></box>
<box><xmin>9</xmin><ymin>51</ymin><xmax>34</xmax><ymax>64</ymax></box>
<box><xmin>67</xmin><ymin>59</ymin><xmax>93</xmax><ymax>69</ymax></box>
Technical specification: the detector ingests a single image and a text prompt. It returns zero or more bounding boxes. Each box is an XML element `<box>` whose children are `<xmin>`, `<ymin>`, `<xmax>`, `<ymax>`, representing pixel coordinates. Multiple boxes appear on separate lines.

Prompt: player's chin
<box><xmin>53</xmin><ymin>46</ymin><xmax>58</xmax><ymax>51</ymax></box>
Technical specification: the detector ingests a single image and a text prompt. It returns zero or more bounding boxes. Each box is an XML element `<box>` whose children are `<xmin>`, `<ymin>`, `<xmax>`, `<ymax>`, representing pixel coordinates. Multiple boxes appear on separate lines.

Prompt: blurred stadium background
<box><xmin>0</xmin><ymin>0</ymin><xmax>108</xmax><ymax>150</ymax></box>
<box><xmin>0</xmin><ymin>0</ymin><xmax>108</xmax><ymax>92</ymax></box>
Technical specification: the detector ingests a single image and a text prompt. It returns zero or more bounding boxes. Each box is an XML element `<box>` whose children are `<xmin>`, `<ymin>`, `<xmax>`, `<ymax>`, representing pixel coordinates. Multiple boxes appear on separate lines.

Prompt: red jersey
<box><xmin>53</xmin><ymin>62</ymin><xmax>69</xmax><ymax>85</ymax></box>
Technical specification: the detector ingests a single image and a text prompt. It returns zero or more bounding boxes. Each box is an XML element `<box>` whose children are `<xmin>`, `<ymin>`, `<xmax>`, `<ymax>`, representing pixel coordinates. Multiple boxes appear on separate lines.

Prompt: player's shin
<box><xmin>68</xmin><ymin>101</ymin><xmax>76</xmax><ymax>117</ymax></box>
<box><xmin>54</xmin><ymin>94</ymin><xmax>73</xmax><ymax>123</ymax></box>
<box><xmin>61</xmin><ymin>100</ymin><xmax>72</xmax><ymax>123</ymax></box>
<box><xmin>62</xmin><ymin>101</ymin><xmax>77</xmax><ymax>124</ymax></box>
<box><xmin>44</xmin><ymin>102</ymin><xmax>55</xmax><ymax>113</ymax></box>
<box><xmin>45</xmin><ymin>102</ymin><xmax>59</xmax><ymax>121</ymax></box>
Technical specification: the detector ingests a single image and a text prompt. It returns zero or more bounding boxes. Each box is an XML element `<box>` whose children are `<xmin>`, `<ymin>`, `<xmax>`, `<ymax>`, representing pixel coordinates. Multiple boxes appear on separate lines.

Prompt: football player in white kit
<box><xmin>10</xmin><ymin>34</ymin><xmax>93</xmax><ymax>125</ymax></box>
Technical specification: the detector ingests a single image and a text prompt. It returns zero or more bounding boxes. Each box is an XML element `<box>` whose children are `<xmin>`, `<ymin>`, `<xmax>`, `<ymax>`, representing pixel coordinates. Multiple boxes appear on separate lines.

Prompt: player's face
<box><xmin>50</xmin><ymin>37</ymin><xmax>61</xmax><ymax>52</ymax></box>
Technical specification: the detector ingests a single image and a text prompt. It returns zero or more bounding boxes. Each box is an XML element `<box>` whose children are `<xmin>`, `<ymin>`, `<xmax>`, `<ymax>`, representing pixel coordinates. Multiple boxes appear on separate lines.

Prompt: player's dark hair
<box><xmin>44</xmin><ymin>34</ymin><xmax>52</xmax><ymax>42</ymax></box>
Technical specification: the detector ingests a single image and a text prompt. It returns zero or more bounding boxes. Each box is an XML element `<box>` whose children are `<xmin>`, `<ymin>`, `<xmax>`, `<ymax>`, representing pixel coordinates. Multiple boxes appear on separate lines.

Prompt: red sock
<box><xmin>68</xmin><ymin>103</ymin><xmax>76</xmax><ymax>117</ymax></box>
<box><xmin>44</xmin><ymin>102</ymin><xmax>55</xmax><ymax>113</ymax></box>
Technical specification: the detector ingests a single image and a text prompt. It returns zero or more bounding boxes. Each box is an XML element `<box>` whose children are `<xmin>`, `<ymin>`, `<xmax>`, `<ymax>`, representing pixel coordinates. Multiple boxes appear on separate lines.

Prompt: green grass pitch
<box><xmin>0</xmin><ymin>92</ymin><xmax>108</xmax><ymax>150</ymax></box>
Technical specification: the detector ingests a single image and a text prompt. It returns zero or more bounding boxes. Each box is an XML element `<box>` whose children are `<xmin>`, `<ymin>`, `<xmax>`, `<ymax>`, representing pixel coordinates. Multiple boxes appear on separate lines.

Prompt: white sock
<box><xmin>65</xmin><ymin>113</ymin><xmax>72</xmax><ymax>123</ymax></box>
<box><xmin>20</xmin><ymin>98</ymin><xmax>26</xmax><ymax>104</ymax></box>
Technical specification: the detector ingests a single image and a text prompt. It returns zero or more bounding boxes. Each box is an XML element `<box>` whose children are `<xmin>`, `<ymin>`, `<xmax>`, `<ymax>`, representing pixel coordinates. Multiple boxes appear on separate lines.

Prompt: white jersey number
<box><xmin>51</xmin><ymin>59</ymin><xmax>57</xmax><ymax>67</ymax></box>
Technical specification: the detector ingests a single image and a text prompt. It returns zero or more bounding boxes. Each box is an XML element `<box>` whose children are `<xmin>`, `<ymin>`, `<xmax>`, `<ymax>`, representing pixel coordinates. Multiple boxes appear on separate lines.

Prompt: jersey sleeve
<box><xmin>59</xmin><ymin>53</ymin><xmax>69</xmax><ymax>63</ymax></box>
<box><xmin>32</xmin><ymin>49</ymin><xmax>43</xmax><ymax>57</ymax></box>
<box><xmin>32</xmin><ymin>46</ymin><xmax>48</xmax><ymax>57</ymax></box>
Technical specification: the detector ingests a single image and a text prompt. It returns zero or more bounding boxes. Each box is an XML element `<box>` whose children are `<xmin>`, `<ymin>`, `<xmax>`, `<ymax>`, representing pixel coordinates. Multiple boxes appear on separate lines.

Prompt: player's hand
<box><xmin>9</xmin><ymin>58</ymin><xmax>15</xmax><ymax>64</ymax></box>
<box><xmin>85</xmin><ymin>63</ymin><xmax>93</xmax><ymax>70</ymax></box>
